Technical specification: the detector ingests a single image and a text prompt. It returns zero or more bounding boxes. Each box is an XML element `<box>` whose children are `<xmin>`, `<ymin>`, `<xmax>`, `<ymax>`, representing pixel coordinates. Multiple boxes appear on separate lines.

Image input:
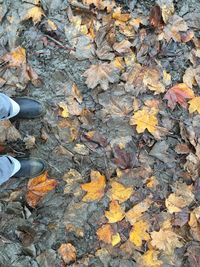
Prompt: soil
<box><xmin>0</xmin><ymin>0</ymin><xmax>200</xmax><ymax>266</ymax></box>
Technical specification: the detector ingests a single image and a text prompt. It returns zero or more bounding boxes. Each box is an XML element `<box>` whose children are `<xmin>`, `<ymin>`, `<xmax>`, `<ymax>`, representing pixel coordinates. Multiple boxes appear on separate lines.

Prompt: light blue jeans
<box><xmin>0</xmin><ymin>93</ymin><xmax>15</xmax><ymax>184</ymax></box>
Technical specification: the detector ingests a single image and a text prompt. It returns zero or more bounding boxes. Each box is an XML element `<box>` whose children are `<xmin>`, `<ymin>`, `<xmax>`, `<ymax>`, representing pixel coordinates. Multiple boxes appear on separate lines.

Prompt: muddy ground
<box><xmin>1</xmin><ymin>0</ymin><xmax>200</xmax><ymax>266</ymax></box>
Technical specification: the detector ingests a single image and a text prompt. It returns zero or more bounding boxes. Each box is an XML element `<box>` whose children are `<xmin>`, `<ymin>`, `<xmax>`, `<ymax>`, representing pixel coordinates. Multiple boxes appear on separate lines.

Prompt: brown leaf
<box><xmin>149</xmin><ymin>5</ymin><xmax>164</xmax><ymax>28</ymax></box>
<box><xmin>112</xmin><ymin>144</ymin><xmax>137</xmax><ymax>169</ymax></box>
<box><xmin>186</xmin><ymin>244</ymin><xmax>200</xmax><ymax>267</ymax></box>
<box><xmin>58</xmin><ymin>243</ymin><xmax>76</xmax><ymax>264</ymax></box>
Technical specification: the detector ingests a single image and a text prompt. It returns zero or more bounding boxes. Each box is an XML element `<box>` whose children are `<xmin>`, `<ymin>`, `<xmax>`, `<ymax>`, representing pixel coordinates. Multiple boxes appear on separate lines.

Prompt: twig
<box><xmin>44</xmin><ymin>34</ymin><xmax>75</xmax><ymax>51</ymax></box>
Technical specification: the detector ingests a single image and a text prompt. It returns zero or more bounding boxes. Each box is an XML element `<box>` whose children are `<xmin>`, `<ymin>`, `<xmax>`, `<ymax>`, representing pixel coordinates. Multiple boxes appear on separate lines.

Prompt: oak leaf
<box><xmin>108</xmin><ymin>181</ymin><xmax>133</xmax><ymax>203</ymax></box>
<box><xmin>126</xmin><ymin>198</ymin><xmax>152</xmax><ymax>225</ymax></box>
<box><xmin>58</xmin><ymin>243</ymin><xmax>76</xmax><ymax>264</ymax></box>
<box><xmin>23</xmin><ymin>6</ymin><xmax>44</xmax><ymax>24</ymax></box>
<box><xmin>130</xmin><ymin>107</ymin><xmax>158</xmax><ymax>134</ymax></box>
<box><xmin>163</xmin><ymin>83</ymin><xmax>195</xmax><ymax>109</ymax></box>
<box><xmin>142</xmin><ymin>249</ymin><xmax>163</xmax><ymax>267</ymax></box>
<box><xmin>81</xmin><ymin>170</ymin><xmax>106</xmax><ymax>202</ymax></box>
<box><xmin>189</xmin><ymin>96</ymin><xmax>200</xmax><ymax>114</ymax></box>
<box><xmin>151</xmin><ymin>228</ymin><xmax>183</xmax><ymax>254</ymax></box>
<box><xmin>83</xmin><ymin>63</ymin><xmax>119</xmax><ymax>90</ymax></box>
<box><xmin>96</xmin><ymin>224</ymin><xmax>113</xmax><ymax>244</ymax></box>
<box><xmin>105</xmin><ymin>200</ymin><xmax>125</xmax><ymax>223</ymax></box>
<box><xmin>26</xmin><ymin>171</ymin><xmax>58</xmax><ymax>208</ymax></box>
<box><xmin>129</xmin><ymin>220</ymin><xmax>150</xmax><ymax>246</ymax></box>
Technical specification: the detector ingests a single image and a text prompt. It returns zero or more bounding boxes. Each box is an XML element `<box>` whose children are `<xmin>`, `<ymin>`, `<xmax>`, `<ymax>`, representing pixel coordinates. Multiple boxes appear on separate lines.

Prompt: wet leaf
<box><xmin>23</xmin><ymin>6</ymin><xmax>44</xmax><ymax>24</ymax></box>
<box><xmin>26</xmin><ymin>171</ymin><xmax>58</xmax><ymax>208</ymax></box>
<box><xmin>105</xmin><ymin>200</ymin><xmax>125</xmax><ymax>223</ymax></box>
<box><xmin>130</xmin><ymin>107</ymin><xmax>158</xmax><ymax>134</ymax></box>
<box><xmin>189</xmin><ymin>97</ymin><xmax>200</xmax><ymax>114</ymax></box>
<box><xmin>163</xmin><ymin>83</ymin><xmax>195</xmax><ymax>110</ymax></box>
<box><xmin>96</xmin><ymin>224</ymin><xmax>113</xmax><ymax>244</ymax></box>
<box><xmin>112</xmin><ymin>145</ymin><xmax>137</xmax><ymax>169</ymax></box>
<box><xmin>58</xmin><ymin>243</ymin><xmax>76</xmax><ymax>264</ymax></box>
<box><xmin>129</xmin><ymin>220</ymin><xmax>150</xmax><ymax>246</ymax></box>
<box><xmin>81</xmin><ymin>170</ymin><xmax>106</xmax><ymax>202</ymax></box>
<box><xmin>108</xmin><ymin>181</ymin><xmax>133</xmax><ymax>203</ymax></box>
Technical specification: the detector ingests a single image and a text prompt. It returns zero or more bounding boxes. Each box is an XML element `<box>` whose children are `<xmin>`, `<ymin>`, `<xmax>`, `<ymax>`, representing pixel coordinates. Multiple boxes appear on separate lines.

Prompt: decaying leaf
<box><xmin>189</xmin><ymin>96</ymin><xmax>200</xmax><ymax>114</ymax></box>
<box><xmin>26</xmin><ymin>171</ymin><xmax>58</xmax><ymax>208</ymax></box>
<box><xmin>108</xmin><ymin>181</ymin><xmax>133</xmax><ymax>203</ymax></box>
<box><xmin>129</xmin><ymin>220</ymin><xmax>150</xmax><ymax>246</ymax></box>
<box><xmin>105</xmin><ymin>200</ymin><xmax>125</xmax><ymax>223</ymax></box>
<box><xmin>149</xmin><ymin>5</ymin><xmax>164</xmax><ymax>28</ymax></box>
<box><xmin>2</xmin><ymin>46</ymin><xmax>26</xmax><ymax>67</ymax></box>
<box><xmin>126</xmin><ymin>198</ymin><xmax>152</xmax><ymax>225</ymax></box>
<box><xmin>96</xmin><ymin>224</ymin><xmax>113</xmax><ymax>244</ymax></box>
<box><xmin>142</xmin><ymin>249</ymin><xmax>163</xmax><ymax>267</ymax></box>
<box><xmin>151</xmin><ymin>228</ymin><xmax>183</xmax><ymax>255</ymax></box>
<box><xmin>130</xmin><ymin>107</ymin><xmax>158</xmax><ymax>135</ymax></box>
<box><xmin>81</xmin><ymin>170</ymin><xmax>106</xmax><ymax>202</ymax></box>
<box><xmin>23</xmin><ymin>6</ymin><xmax>45</xmax><ymax>24</ymax></box>
<box><xmin>58</xmin><ymin>243</ymin><xmax>76</xmax><ymax>264</ymax></box>
<box><xmin>163</xmin><ymin>83</ymin><xmax>195</xmax><ymax>109</ymax></box>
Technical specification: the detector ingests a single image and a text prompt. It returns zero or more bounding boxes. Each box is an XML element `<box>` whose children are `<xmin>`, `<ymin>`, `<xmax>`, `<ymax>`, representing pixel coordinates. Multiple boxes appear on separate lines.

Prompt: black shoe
<box><xmin>12</xmin><ymin>97</ymin><xmax>45</xmax><ymax>119</ymax></box>
<box><xmin>13</xmin><ymin>158</ymin><xmax>47</xmax><ymax>178</ymax></box>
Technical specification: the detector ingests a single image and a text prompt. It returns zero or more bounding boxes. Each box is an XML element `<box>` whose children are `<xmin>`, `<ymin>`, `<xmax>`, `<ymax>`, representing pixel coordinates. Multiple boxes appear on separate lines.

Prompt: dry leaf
<box><xmin>149</xmin><ymin>5</ymin><xmax>164</xmax><ymax>28</ymax></box>
<box><xmin>58</xmin><ymin>102</ymin><xmax>69</xmax><ymax>118</ymax></box>
<box><xmin>126</xmin><ymin>198</ymin><xmax>152</xmax><ymax>225</ymax></box>
<box><xmin>189</xmin><ymin>96</ymin><xmax>200</xmax><ymax>114</ymax></box>
<box><xmin>163</xmin><ymin>83</ymin><xmax>195</xmax><ymax>109</ymax></box>
<box><xmin>26</xmin><ymin>171</ymin><xmax>58</xmax><ymax>208</ymax></box>
<box><xmin>143</xmin><ymin>68</ymin><xmax>165</xmax><ymax>94</ymax></box>
<box><xmin>111</xmin><ymin>233</ymin><xmax>121</xmax><ymax>246</ymax></box>
<box><xmin>83</xmin><ymin>63</ymin><xmax>119</xmax><ymax>90</ymax></box>
<box><xmin>142</xmin><ymin>249</ymin><xmax>163</xmax><ymax>267</ymax></box>
<box><xmin>96</xmin><ymin>224</ymin><xmax>113</xmax><ymax>244</ymax></box>
<box><xmin>130</xmin><ymin>107</ymin><xmax>158</xmax><ymax>134</ymax></box>
<box><xmin>58</xmin><ymin>243</ymin><xmax>76</xmax><ymax>264</ymax></box>
<box><xmin>151</xmin><ymin>228</ymin><xmax>183</xmax><ymax>254</ymax></box>
<box><xmin>2</xmin><ymin>46</ymin><xmax>26</xmax><ymax>67</ymax></box>
<box><xmin>108</xmin><ymin>181</ymin><xmax>133</xmax><ymax>203</ymax></box>
<box><xmin>23</xmin><ymin>6</ymin><xmax>44</xmax><ymax>24</ymax></box>
<box><xmin>47</xmin><ymin>19</ymin><xmax>57</xmax><ymax>31</ymax></box>
<box><xmin>105</xmin><ymin>200</ymin><xmax>125</xmax><ymax>223</ymax></box>
<box><xmin>129</xmin><ymin>220</ymin><xmax>150</xmax><ymax>246</ymax></box>
<box><xmin>157</xmin><ymin>0</ymin><xmax>174</xmax><ymax>23</ymax></box>
<box><xmin>113</xmin><ymin>40</ymin><xmax>132</xmax><ymax>54</ymax></box>
<box><xmin>112</xmin><ymin>8</ymin><xmax>131</xmax><ymax>22</ymax></box>
<box><xmin>189</xmin><ymin>211</ymin><xmax>200</xmax><ymax>241</ymax></box>
<box><xmin>81</xmin><ymin>170</ymin><xmax>106</xmax><ymax>202</ymax></box>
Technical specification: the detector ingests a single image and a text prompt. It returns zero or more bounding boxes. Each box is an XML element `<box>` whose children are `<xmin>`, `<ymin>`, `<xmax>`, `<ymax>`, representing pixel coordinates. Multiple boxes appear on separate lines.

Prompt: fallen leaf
<box><xmin>23</xmin><ymin>6</ymin><xmax>44</xmax><ymax>24</ymax></box>
<box><xmin>151</xmin><ymin>228</ymin><xmax>183</xmax><ymax>255</ymax></box>
<box><xmin>163</xmin><ymin>83</ymin><xmax>195</xmax><ymax>110</ymax></box>
<box><xmin>145</xmin><ymin>176</ymin><xmax>159</xmax><ymax>188</ymax></box>
<box><xmin>26</xmin><ymin>171</ymin><xmax>58</xmax><ymax>208</ymax></box>
<box><xmin>189</xmin><ymin>97</ymin><xmax>200</xmax><ymax>114</ymax></box>
<box><xmin>83</xmin><ymin>0</ymin><xmax>115</xmax><ymax>12</ymax></box>
<box><xmin>83</xmin><ymin>62</ymin><xmax>119</xmax><ymax>90</ymax></box>
<box><xmin>130</xmin><ymin>107</ymin><xmax>158</xmax><ymax>135</ymax></box>
<box><xmin>81</xmin><ymin>170</ymin><xmax>106</xmax><ymax>202</ymax></box>
<box><xmin>2</xmin><ymin>46</ymin><xmax>26</xmax><ymax>67</ymax></box>
<box><xmin>175</xmin><ymin>143</ymin><xmax>190</xmax><ymax>154</ymax></box>
<box><xmin>186</xmin><ymin>244</ymin><xmax>200</xmax><ymax>267</ymax></box>
<box><xmin>105</xmin><ymin>200</ymin><xmax>125</xmax><ymax>223</ymax></box>
<box><xmin>143</xmin><ymin>68</ymin><xmax>165</xmax><ymax>94</ymax></box>
<box><xmin>47</xmin><ymin>19</ymin><xmax>57</xmax><ymax>31</ymax></box>
<box><xmin>58</xmin><ymin>243</ymin><xmax>76</xmax><ymax>264</ymax></box>
<box><xmin>112</xmin><ymin>8</ymin><xmax>131</xmax><ymax>22</ymax></box>
<box><xmin>181</xmin><ymin>30</ymin><xmax>195</xmax><ymax>43</ymax></box>
<box><xmin>189</xmin><ymin>211</ymin><xmax>200</xmax><ymax>241</ymax></box>
<box><xmin>149</xmin><ymin>5</ymin><xmax>164</xmax><ymax>28</ymax></box>
<box><xmin>126</xmin><ymin>198</ymin><xmax>152</xmax><ymax>225</ymax></box>
<box><xmin>163</xmin><ymin>70</ymin><xmax>171</xmax><ymax>86</ymax></box>
<box><xmin>112</xmin><ymin>144</ymin><xmax>137</xmax><ymax>169</ymax></box>
<box><xmin>58</xmin><ymin>102</ymin><xmax>69</xmax><ymax>118</ymax></box>
<box><xmin>111</xmin><ymin>233</ymin><xmax>121</xmax><ymax>246</ymax></box>
<box><xmin>157</xmin><ymin>0</ymin><xmax>174</xmax><ymax>23</ymax></box>
<box><xmin>142</xmin><ymin>249</ymin><xmax>163</xmax><ymax>267</ymax></box>
<box><xmin>96</xmin><ymin>224</ymin><xmax>113</xmax><ymax>244</ymax></box>
<box><xmin>108</xmin><ymin>181</ymin><xmax>133</xmax><ymax>203</ymax></box>
<box><xmin>113</xmin><ymin>40</ymin><xmax>132</xmax><ymax>54</ymax></box>
<box><xmin>129</xmin><ymin>220</ymin><xmax>150</xmax><ymax>246</ymax></box>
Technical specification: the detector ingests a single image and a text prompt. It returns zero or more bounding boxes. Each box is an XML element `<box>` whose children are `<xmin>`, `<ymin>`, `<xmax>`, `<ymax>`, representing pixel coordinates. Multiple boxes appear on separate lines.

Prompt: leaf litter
<box><xmin>1</xmin><ymin>0</ymin><xmax>200</xmax><ymax>266</ymax></box>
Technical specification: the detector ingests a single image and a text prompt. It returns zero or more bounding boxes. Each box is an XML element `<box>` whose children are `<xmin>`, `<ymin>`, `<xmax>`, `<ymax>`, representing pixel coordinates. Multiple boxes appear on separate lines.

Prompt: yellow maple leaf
<box><xmin>130</xmin><ymin>107</ymin><xmax>158</xmax><ymax>134</ymax></box>
<box><xmin>96</xmin><ymin>224</ymin><xmax>113</xmax><ymax>244</ymax></box>
<box><xmin>142</xmin><ymin>249</ymin><xmax>163</xmax><ymax>267</ymax></box>
<box><xmin>2</xmin><ymin>46</ymin><xmax>26</xmax><ymax>67</ymax></box>
<box><xmin>58</xmin><ymin>102</ymin><xmax>69</xmax><ymax>118</ymax></box>
<box><xmin>151</xmin><ymin>228</ymin><xmax>183</xmax><ymax>255</ymax></box>
<box><xmin>129</xmin><ymin>220</ymin><xmax>150</xmax><ymax>246</ymax></box>
<box><xmin>111</xmin><ymin>233</ymin><xmax>121</xmax><ymax>246</ymax></box>
<box><xmin>126</xmin><ymin>198</ymin><xmax>152</xmax><ymax>225</ymax></box>
<box><xmin>108</xmin><ymin>181</ymin><xmax>133</xmax><ymax>203</ymax></box>
<box><xmin>24</xmin><ymin>6</ymin><xmax>44</xmax><ymax>24</ymax></box>
<box><xmin>105</xmin><ymin>200</ymin><xmax>125</xmax><ymax>223</ymax></box>
<box><xmin>81</xmin><ymin>170</ymin><xmax>106</xmax><ymax>202</ymax></box>
<box><xmin>189</xmin><ymin>96</ymin><xmax>200</xmax><ymax>114</ymax></box>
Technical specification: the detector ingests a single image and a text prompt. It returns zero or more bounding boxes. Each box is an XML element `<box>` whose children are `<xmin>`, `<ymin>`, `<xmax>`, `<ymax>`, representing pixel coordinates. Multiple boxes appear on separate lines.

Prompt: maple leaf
<box><xmin>112</xmin><ymin>145</ymin><xmax>137</xmax><ymax>169</ymax></box>
<box><xmin>142</xmin><ymin>249</ymin><xmax>163</xmax><ymax>267</ymax></box>
<box><xmin>26</xmin><ymin>171</ymin><xmax>58</xmax><ymax>208</ymax></box>
<box><xmin>126</xmin><ymin>198</ymin><xmax>152</xmax><ymax>225</ymax></box>
<box><xmin>108</xmin><ymin>181</ymin><xmax>133</xmax><ymax>203</ymax></box>
<box><xmin>151</xmin><ymin>228</ymin><xmax>183</xmax><ymax>255</ymax></box>
<box><xmin>96</xmin><ymin>224</ymin><xmax>113</xmax><ymax>244</ymax></box>
<box><xmin>163</xmin><ymin>83</ymin><xmax>195</xmax><ymax>110</ymax></box>
<box><xmin>81</xmin><ymin>170</ymin><xmax>106</xmax><ymax>202</ymax></box>
<box><xmin>111</xmin><ymin>233</ymin><xmax>121</xmax><ymax>246</ymax></box>
<box><xmin>130</xmin><ymin>107</ymin><xmax>158</xmax><ymax>134</ymax></box>
<box><xmin>129</xmin><ymin>220</ymin><xmax>150</xmax><ymax>246</ymax></box>
<box><xmin>183</xmin><ymin>66</ymin><xmax>200</xmax><ymax>88</ymax></box>
<box><xmin>58</xmin><ymin>243</ymin><xmax>76</xmax><ymax>264</ymax></box>
<box><xmin>2</xmin><ymin>46</ymin><xmax>26</xmax><ymax>67</ymax></box>
<box><xmin>143</xmin><ymin>68</ymin><xmax>165</xmax><ymax>94</ymax></box>
<box><xmin>83</xmin><ymin>63</ymin><xmax>119</xmax><ymax>90</ymax></box>
<box><xmin>165</xmin><ymin>183</ymin><xmax>194</xmax><ymax>213</ymax></box>
<box><xmin>105</xmin><ymin>200</ymin><xmax>125</xmax><ymax>223</ymax></box>
<box><xmin>23</xmin><ymin>6</ymin><xmax>45</xmax><ymax>24</ymax></box>
<box><xmin>189</xmin><ymin>96</ymin><xmax>200</xmax><ymax>114</ymax></box>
